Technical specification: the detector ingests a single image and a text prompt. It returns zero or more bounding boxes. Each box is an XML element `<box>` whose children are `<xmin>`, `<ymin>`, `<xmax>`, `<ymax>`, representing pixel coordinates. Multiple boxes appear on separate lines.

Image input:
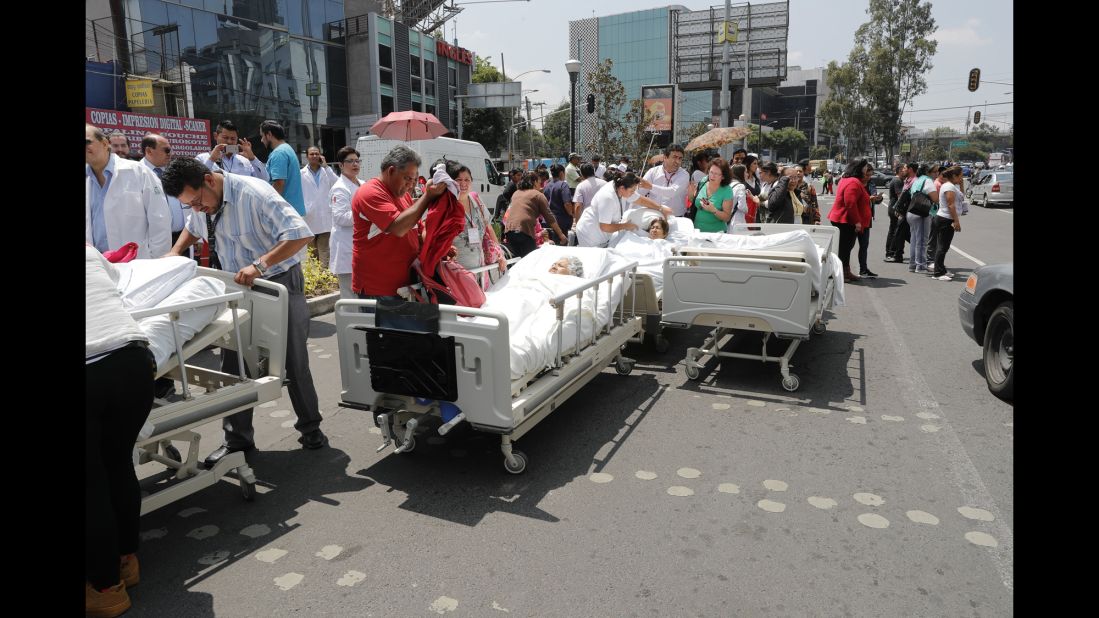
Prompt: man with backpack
<box><xmin>885</xmin><ymin>163</ymin><xmax>917</xmax><ymax>263</ymax></box>
<box><xmin>883</xmin><ymin>164</ymin><xmax>907</xmax><ymax>262</ymax></box>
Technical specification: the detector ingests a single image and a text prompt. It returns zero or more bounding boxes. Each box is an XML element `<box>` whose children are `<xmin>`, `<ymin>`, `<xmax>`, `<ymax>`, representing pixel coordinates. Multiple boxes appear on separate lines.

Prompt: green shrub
<box><xmin>302</xmin><ymin>246</ymin><xmax>339</xmax><ymax>298</ymax></box>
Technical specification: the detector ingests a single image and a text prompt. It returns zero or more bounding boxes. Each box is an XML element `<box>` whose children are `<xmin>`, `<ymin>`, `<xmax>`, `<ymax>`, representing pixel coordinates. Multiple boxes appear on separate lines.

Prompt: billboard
<box><xmin>86</xmin><ymin>108</ymin><xmax>212</xmax><ymax>159</ymax></box>
<box><xmin>463</xmin><ymin>81</ymin><xmax>522</xmax><ymax>109</ymax></box>
<box><xmin>642</xmin><ymin>85</ymin><xmax>675</xmax><ymax>144</ymax></box>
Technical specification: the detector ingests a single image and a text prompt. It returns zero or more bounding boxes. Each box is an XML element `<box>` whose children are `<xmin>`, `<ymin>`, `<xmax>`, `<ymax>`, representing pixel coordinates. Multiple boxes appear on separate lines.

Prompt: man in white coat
<box><xmin>86</xmin><ymin>124</ymin><xmax>171</xmax><ymax>259</ymax></box>
<box><xmin>300</xmin><ymin>146</ymin><xmax>338</xmax><ymax>266</ymax></box>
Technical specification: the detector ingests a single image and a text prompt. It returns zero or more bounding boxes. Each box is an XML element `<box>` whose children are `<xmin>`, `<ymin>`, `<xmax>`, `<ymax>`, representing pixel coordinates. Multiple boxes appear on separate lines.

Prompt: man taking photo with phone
<box><xmin>196</xmin><ymin>120</ymin><xmax>269</xmax><ymax>180</ymax></box>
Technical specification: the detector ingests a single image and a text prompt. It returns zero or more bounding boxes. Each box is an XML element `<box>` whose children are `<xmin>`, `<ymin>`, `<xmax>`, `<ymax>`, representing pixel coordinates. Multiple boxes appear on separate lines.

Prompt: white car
<box><xmin>968</xmin><ymin>171</ymin><xmax>1013</xmax><ymax>207</ymax></box>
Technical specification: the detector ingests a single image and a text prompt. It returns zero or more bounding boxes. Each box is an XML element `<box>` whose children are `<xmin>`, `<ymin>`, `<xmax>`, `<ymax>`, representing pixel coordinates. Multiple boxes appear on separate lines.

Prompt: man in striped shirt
<box><xmin>162</xmin><ymin>157</ymin><xmax>328</xmax><ymax>467</ymax></box>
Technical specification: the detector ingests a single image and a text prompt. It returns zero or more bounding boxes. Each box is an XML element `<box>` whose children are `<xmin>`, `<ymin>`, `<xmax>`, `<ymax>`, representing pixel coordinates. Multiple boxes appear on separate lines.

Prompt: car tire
<box><xmin>982</xmin><ymin>300</ymin><xmax>1013</xmax><ymax>401</ymax></box>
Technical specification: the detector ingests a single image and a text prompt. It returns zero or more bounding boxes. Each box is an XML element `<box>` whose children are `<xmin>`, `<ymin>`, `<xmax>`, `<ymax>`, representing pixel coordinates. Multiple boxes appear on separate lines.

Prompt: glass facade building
<box><xmin>86</xmin><ymin>1</ymin><xmax>475</xmax><ymax>160</ymax></box>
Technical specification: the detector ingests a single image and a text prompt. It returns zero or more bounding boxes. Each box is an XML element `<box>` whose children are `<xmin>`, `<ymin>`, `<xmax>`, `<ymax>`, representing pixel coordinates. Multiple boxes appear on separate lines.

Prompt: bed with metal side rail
<box><xmin>129</xmin><ymin>266</ymin><xmax>288</xmax><ymax>514</ymax></box>
<box><xmin>660</xmin><ymin>223</ymin><xmax>844</xmax><ymax>391</ymax></box>
<box><xmin>335</xmin><ymin>246</ymin><xmax>642</xmax><ymax>473</ymax></box>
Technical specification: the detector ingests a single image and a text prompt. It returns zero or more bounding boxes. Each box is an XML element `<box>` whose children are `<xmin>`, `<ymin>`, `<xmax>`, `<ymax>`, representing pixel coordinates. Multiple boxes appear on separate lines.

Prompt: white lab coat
<box><xmin>301</xmin><ymin>164</ymin><xmax>338</xmax><ymax>235</ymax></box>
<box><xmin>327</xmin><ymin>174</ymin><xmax>361</xmax><ymax>275</ymax></box>
<box><xmin>86</xmin><ymin>154</ymin><xmax>172</xmax><ymax>259</ymax></box>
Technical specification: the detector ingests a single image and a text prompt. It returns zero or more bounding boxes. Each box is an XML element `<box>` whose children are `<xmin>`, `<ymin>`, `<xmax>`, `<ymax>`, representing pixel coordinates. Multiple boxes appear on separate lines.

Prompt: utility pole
<box><xmin>719</xmin><ymin>0</ymin><xmax>731</xmax><ymax>129</ymax></box>
<box><xmin>526</xmin><ymin>96</ymin><xmax>534</xmax><ymax>158</ymax></box>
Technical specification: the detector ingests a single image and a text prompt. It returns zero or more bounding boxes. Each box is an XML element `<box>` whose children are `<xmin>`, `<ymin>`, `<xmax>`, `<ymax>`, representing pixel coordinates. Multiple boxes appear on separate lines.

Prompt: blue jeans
<box><xmin>906</xmin><ymin>213</ymin><xmax>929</xmax><ymax>270</ymax></box>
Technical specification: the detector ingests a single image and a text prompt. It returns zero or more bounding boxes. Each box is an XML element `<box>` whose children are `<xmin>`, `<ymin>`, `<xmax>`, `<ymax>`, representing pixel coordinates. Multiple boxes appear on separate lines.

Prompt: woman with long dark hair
<box><xmin>445</xmin><ymin>160</ymin><xmax>508</xmax><ymax>279</ymax></box>
<box><xmin>502</xmin><ymin>172</ymin><xmax>566</xmax><ymax>257</ymax></box>
<box><xmin>827</xmin><ymin>158</ymin><xmax>874</xmax><ymax>282</ymax></box>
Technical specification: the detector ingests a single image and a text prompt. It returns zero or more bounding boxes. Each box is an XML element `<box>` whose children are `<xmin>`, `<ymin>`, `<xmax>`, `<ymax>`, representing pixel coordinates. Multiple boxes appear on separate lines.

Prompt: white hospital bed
<box><xmin>335</xmin><ymin>247</ymin><xmax>642</xmax><ymax>474</ymax></box>
<box><xmin>661</xmin><ymin>224</ymin><xmax>840</xmax><ymax>392</ymax></box>
<box><xmin>130</xmin><ymin>267</ymin><xmax>288</xmax><ymax>515</ymax></box>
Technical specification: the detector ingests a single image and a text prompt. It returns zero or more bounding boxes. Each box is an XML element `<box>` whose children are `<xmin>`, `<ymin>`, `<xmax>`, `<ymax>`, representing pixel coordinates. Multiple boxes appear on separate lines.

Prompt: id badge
<box><xmin>467</xmin><ymin>226</ymin><xmax>482</xmax><ymax>244</ymax></box>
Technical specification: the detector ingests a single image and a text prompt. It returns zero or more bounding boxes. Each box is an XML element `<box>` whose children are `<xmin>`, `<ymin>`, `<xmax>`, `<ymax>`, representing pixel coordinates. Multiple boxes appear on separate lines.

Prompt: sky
<box><xmin>446</xmin><ymin>0</ymin><xmax>1013</xmax><ymax>134</ymax></box>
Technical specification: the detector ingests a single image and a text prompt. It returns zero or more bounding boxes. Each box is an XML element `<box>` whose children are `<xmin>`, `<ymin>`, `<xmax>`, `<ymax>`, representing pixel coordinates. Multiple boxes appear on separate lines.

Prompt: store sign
<box><xmin>436</xmin><ymin>40</ymin><xmax>473</xmax><ymax>65</ymax></box>
<box><xmin>86</xmin><ymin>107</ymin><xmax>212</xmax><ymax>159</ymax></box>
<box><xmin>126</xmin><ymin>79</ymin><xmax>155</xmax><ymax>108</ymax></box>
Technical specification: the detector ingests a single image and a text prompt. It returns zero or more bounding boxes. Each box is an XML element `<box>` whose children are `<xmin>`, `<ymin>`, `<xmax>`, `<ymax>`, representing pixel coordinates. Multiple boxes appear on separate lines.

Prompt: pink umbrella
<box><xmin>369</xmin><ymin>111</ymin><xmax>449</xmax><ymax>141</ymax></box>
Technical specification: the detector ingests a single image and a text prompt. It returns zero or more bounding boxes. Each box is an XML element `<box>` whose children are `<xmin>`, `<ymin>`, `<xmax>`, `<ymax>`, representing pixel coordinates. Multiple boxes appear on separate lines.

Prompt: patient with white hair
<box><xmin>548</xmin><ymin>256</ymin><xmax>585</xmax><ymax>278</ymax></box>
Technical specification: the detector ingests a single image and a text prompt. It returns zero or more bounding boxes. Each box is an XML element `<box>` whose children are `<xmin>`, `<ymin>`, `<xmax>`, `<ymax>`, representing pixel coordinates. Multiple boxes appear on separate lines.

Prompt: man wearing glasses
<box><xmin>139</xmin><ymin>134</ymin><xmax>187</xmax><ymax>247</ymax></box>
<box><xmin>86</xmin><ymin>124</ymin><xmax>172</xmax><ymax>259</ymax></box>
<box><xmin>350</xmin><ymin>145</ymin><xmax>446</xmax><ymax>298</ymax></box>
<box><xmin>160</xmin><ymin>157</ymin><xmax>329</xmax><ymax>463</ymax></box>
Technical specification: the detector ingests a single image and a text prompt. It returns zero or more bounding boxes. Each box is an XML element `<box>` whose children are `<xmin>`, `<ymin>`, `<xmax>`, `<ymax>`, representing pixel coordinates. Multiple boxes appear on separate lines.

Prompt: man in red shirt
<box><xmin>351</xmin><ymin>145</ymin><xmax>446</xmax><ymax>297</ymax></box>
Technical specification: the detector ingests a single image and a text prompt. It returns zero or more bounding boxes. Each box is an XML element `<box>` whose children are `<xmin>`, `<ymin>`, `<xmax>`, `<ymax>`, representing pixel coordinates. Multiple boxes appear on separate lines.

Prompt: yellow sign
<box><xmin>716</xmin><ymin>21</ymin><xmax>738</xmax><ymax>44</ymax></box>
<box><xmin>126</xmin><ymin>79</ymin><xmax>155</xmax><ymax>108</ymax></box>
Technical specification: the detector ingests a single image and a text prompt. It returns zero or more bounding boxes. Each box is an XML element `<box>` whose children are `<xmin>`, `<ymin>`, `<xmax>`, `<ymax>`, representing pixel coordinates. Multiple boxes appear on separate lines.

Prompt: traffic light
<box><xmin>972</xmin><ymin>111</ymin><xmax>981</xmax><ymax>125</ymax></box>
<box><xmin>967</xmin><ymin>68</ymin><xmax>980</xmax><ymax>92</ymax></box>
<box><xmin>586</xmin><ymin>93</ymin><xmax>595</xmax><ymax>113</ymax></box>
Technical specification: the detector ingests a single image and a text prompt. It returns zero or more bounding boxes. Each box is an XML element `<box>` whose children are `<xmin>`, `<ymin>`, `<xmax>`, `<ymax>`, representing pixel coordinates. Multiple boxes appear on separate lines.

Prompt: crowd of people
<box><xmin>87</xmin><ymin>117</ymin><xmax>969</xmax><ymax>615</ymax></box>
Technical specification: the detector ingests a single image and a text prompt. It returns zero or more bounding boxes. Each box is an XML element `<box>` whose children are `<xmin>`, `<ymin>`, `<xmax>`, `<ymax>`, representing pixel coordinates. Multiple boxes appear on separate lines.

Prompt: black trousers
<box><xmin>831</xmin><ymin>221</ymin><xmax>858</xmax><ymax>270</ymax></box>
<box><xmin>857</xmin><ymin>227</ymin><xmax>871</xmax><ymax>272</ymax></box>
<box><xmin>884</xmin><ymin>212</ymin><xmax>900</xmax><ymax>257</ymax></box>
<box><xmin>931</xmin><ymin>215</ymin><xmax>956</xmax><ymax>276</ymax></box>
<box><xmin>926</xmin><ymin>211</ymin><xmax>938</xmax><ymax>263</ymax></box>
<box><xmin>504</xmin><ymin>230</ymin><xmax>538</xmax><ymax>257</ymax></box>
<box><xmin>86</xmin><ymin>344</ymin><xmax>155</xmax><ymax>589</ymax></box>
<box><xmin>889</xmin><ymin>215</ymin><xmax>910</xmax><ymax>259</ymax></box>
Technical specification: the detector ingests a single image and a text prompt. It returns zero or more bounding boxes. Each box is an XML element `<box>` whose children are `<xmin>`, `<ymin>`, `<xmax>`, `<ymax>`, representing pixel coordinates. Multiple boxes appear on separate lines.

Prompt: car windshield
<box><xmin>994</xmin><ymin>173</ymin><xmax>1012</xmax><ymax>181</ymax></box>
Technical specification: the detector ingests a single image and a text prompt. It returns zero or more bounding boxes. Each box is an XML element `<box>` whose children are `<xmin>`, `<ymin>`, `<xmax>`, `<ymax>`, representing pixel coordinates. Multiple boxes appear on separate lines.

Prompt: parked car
<box><xmin>868</xmin><ymin>170</ymin><xmax>893</xmax><ymax>188</ymax></box>
<box><xmin>967</xmin><ymin>171</ymin><xmax>1013</xmax><ymax>207</ymax></box>
<box><xmin>958</xmin><ymin>263</ymin><xmax>1013</xmax><ymax>401</ymax></box>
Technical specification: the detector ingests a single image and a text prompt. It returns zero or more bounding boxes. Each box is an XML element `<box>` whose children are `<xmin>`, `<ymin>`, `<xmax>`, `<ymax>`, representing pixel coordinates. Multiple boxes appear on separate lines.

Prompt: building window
<box><xmin>425</xmin><ymin>82</ymin><xmax>435</xmax><ymax>97</ymax></box>
<box><xmin>381</xmin><ymin>95</ymin><xmax>394</xmax><ymax>116</ymax></box>
<box><xmin>450</xmin><ymin>109</ymin><xmax>458</xmax><ymax>129</ymax></box>
<box><xmin>413</xmin><ymin>101</ymin><xmax>422</xmax><ymax>112</ymax></box>
<box><xmin>449</xmin><ymin>66</ymin><xmax>457</xmax><ymax>84</ymax></box>
<box><xmin>426</xmin><ymin>104</ymin><xmax>436</xmax><ymax>116</ymax></box>
<box><xmin>380</xmin><ymin>69</ymin><xmax>393</xmax><ymax>86</ymax></box>
<box><xmin>412</xmin><ymin>77</ymin><xmax>421</xmax><ymax>94</ymax></box>
<box><xmin>378</xmin><ymin>44</ymin><xmax>392</xmax><ymax>68</ymax></box>
<box><xmin>411</xmin><ymin>54</ymin><xmax>421</xmax><ymax>77</ymax></box>
<box><xmin>424</xmin><ymin>60</ymin><xmax>435</xmax><ymax>81</ymax></box>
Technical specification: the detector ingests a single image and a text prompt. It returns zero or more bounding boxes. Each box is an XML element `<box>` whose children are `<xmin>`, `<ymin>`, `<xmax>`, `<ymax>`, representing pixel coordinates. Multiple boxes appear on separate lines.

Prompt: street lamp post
<box><xmin>506</xmin><ymin>69</ymin><xmax>550</xmax><ymax>166</ymax></box>
<box><xmin>565</xmin><ymin>59</ymin><xmax>581</xmax><ymax>156</ymax></box>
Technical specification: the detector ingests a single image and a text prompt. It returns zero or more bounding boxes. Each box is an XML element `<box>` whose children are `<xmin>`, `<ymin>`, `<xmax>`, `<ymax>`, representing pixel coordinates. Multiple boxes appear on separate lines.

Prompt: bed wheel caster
<box><xmin>781</xmin><ymin>374</ymin><xmax>801</xmax><ymax>392</ymax></box>
<box><xmin>503</xmin><ymin>449</ymin><xmax>528</xmax><ymax>474</ymax></box>
<box><xmin>812</xmin><ymin>321</ymin><xmax>826</xmax><ymax>335</ymax></box>
<box><xmin>395</xmin><ymin>436</ymin><xmax>416</xmax><ymax>454</ymax></box>
<box><xmin>685</xmin><ymin>364</ymin><xmax>701</xmax><ymax>380</ymax></box>
<box><xmin>614</xmin><ymin>356</ymin><xmax>635</xmax><ymax>375</ymax></box>
<box><xmin>241</xmin><ymin>481</ymin><xmax>256</xmax><ymax>502</ymax></box>
<box><xmin>653</xmin><ymin>333</ymin><xmax>670</xmax><ymax>353</ymax></box>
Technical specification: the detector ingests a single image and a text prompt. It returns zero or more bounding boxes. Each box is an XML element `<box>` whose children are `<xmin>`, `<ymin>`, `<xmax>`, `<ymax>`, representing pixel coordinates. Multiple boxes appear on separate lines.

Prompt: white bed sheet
<box><xmin>115</xmin><ymin>257</ymin><xmax>197</xmax><ymax>311</ymax></box>
<box><xmin>607</xmin><ymin>233</ymin><xmax>677</xmax><ymax>297</ymax></box>
<box><xmin>687</xmin><ymin>229</ymin><xmax>826</xmax><ymax>293</ymax></box>
<box><xmin>471</xmin><ymin>246</ymin><xmax>635</xmax><ymax>380</ymax></box>
<box><xmin>137</xmin><ymin>276</ymin><xmax>227</xmax><ymax>368</ymax></box>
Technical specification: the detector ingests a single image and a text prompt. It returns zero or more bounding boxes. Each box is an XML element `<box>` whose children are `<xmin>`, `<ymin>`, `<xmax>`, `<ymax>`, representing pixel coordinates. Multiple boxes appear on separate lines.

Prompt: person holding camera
<box><xmin>196</xmin><ymin>119</ymin><xmax>269</xmax><ymax>180</ymax></box>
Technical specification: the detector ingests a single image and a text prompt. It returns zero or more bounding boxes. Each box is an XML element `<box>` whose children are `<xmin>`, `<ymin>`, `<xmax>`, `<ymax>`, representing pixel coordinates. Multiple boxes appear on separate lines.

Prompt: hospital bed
<box><xmin>660</xmin><ymin>223</ymin><xmax>841</xmax><ymax>392</ymax></box>
<box><xmin>128</xmin><ymin>265</ymin><xmax>289</xmax><ymax>515</ymax></box>
<box><xmin>335</xmin><ymin>246</ymin><xmax>642</xmax><ymax>474</ymax></box>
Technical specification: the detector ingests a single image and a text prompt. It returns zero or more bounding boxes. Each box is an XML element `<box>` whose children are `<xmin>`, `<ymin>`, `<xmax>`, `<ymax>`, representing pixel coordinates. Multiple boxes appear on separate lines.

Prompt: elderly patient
<box><xmin>548</xmin><ymin>256</ymin><xmax>585</xmax><ymax>277</ymax></box>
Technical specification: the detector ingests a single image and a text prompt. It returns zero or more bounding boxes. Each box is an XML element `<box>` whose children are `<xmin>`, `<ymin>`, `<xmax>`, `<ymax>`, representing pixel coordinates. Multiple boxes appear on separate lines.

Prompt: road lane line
<box><xmin>950</xmin><ymin>245</ymin><xmax>986</xmax><ymax>267</ymax></box>
<box><xmin>992</xmin><ymin>209</ymin><xmax>1012</xmax><ymax>215</ymax></box>
<box><xmin>864</xmin><ymin>285</ymin><xmax>1013</xmax><ymax>592</ymax></box>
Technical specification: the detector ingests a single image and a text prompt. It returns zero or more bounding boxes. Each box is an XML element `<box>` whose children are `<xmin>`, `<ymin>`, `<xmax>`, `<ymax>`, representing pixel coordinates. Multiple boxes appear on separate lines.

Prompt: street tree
<box><xmin>810</xmin><ymin>146</ymin><xmax>830</xmax><ymax>159</ymax></box>
<box><xmin>541</xmin><ymin>101</ymin><xmax>572</xmax><ymax>158</ymax></box>
<box><xmin>821</xmin><ymin>0</ymin><xmax>937</xmax><ymax>160</ymax></box>
<box><xmin>681</xmin><ymin>121</ymin><xmax>711</xmax><ymax>146</ymax></box>
<box><xmin>768</xmin><ymin>127</ymin><xmax>809</xmax><ymax>161</ymax></box>
<box><xmin>621</xmin><ymin>99</ymin><xmax>658</xmax><ymax>168</ymax></box>
<box><xmin>461</xmin><ymin>57</ymin><xmax>510</xmax><ymax>153</ymax></box>
<box><xmin>919</xmin><ymin>142</ymin><xmax>947</xmax><ymax>161</ymax></box>
<box><xmin>582</xmin><ymin>59</ymin><xmax>628</xmax><ymax>158</ymax></box>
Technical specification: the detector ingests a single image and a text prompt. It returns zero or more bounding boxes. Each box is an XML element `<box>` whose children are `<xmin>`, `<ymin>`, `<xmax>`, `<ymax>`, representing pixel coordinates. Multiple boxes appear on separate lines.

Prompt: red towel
<box><xmin>419</xmin><ymin>190</ymin><xmax>465</xmax><ymax>276</ymax></box>
<box><xmin>103</xmin><ymin>242</ymin><xmax>140</xmax><ymax>263</ymax></box>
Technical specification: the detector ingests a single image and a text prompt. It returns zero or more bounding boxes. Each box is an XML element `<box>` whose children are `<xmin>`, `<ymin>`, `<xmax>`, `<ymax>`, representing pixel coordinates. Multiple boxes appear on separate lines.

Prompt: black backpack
<box><xmin>893</xmin><ymin>186</ymin><xmax>912</xmax><ymax>217</ymax></box>
<box><xmin>908</xmin><ymin>179</ymin><xmax>933</xmax><ymax>217</ymax></box>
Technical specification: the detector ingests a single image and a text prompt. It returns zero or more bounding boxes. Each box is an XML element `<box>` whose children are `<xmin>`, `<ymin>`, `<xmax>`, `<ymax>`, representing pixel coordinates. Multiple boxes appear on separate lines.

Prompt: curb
<box><xmin>306</xmin><ymin>291</ymin><xmax>341</xmax><ymax>317</ymax></box>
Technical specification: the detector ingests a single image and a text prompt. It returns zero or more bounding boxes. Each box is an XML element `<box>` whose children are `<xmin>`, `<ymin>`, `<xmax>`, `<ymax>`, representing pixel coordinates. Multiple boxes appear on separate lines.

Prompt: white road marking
<box><xmin>958</xmin><ymin>506</ymin><xmax>995</xmax><ymax>522</ymax></box>
<box><xmin>756</xmin><ymin>499</ymin><xmax>786</xmax><ymax>513</ymax></box>
<box><xmin>717</xmin><ymin>483</ymin><xmax>740</xmax><ymax>494</ymax></box>
<box><xmin>965</xmin><ymin>531</ymin><xmax>999</xmax><ymax>547</ymax></box>
<box><xmin>492</xmin><ymin>601</ymin><xmax>511</xmax><ymax>612</ymax></box>
<box><xmin>198</xmin><ymin>551</ymin><xmax>230</xmax><ymax>565</ymax></box>
<box><xmin>635</xmin><ymin>470</ymin><xmax>658</xmax><ymax>480</ymax></box>
<box><xmin>667</xmin><ymin>486</ymin><xmax>694</xmax><ymax>497</ymax></box>
<box><xmin>177</xmin><ymin>507</ymin><xmax>206</xmax><ymax>518</ymax></box>
<box><xmin>762</xmin><ymin>480</ymin><xmax>788</xmax><ymax>492</ymax></box>
<box><xmin>950</xmin><ymin>245</ymin><xmax>987</xmax><ymax>267</ymax></box>
<box><xmin>255</xmin><ymin>548</ymin><xmax>288</xmax><ymax>563</ymax></box>
<box><xmin>239</xmin><ymin>524</ymin><xmax>271</xmax><ymax>538</ymax></box>
<box><xmin>185</xmin><ymin>525</ymin><xmax>219</xmax><ymax>540</ymax></box>
<box><xmin>991</xmin><ymin>208</ymin><xmax>1013</xmax><ymax>215</ymax></box>
<box><xmin>906</xmin><ymin>510</ymin><xmax>940</xmax><ymax>525</ymax></box>
<box><xmin>589</xmin><ymin>473</ymin><xmax>614</xmax><ymax>483</ymax></box>
<box><xmin>854</xmin><ymin>493</ymin><xmax>885</xmax><ymax>507</ymax></box>
<box><xmin>429</xmin><ymin>596</ymin><xmax>459</xmax><ymax>613</ymax></box>
<box><xmin>316</xmin><ymin>545</ymin><xmax>344</xmax><ymax>560</ymax></box>
<box><xmin>677</xmin><ymin>467</ymin><xmax>702</xmax><ymax>479</ymax></box>
<box><xmin>864</xmin><ymin>285</ymin><xmax>1014</xmax><ymax>592</ymax></box>
<box><xmin>808</xmin><ymin>497</ymin><xmax>837</xmax><ymax>510</ymax></box>
<box><xmin>274</xmin><ymin>573</ymin><xmax>304</xmax><ymax>591</ymax></box>
<box><xmin>140</xmin><ymin>528</ymin><xmax>168</xmax><ymax>541</ymax></box>
<box><xmin>857</xmin><ymin>513</ymin><xmax>890</xmax><ymax>529</ymax></box>
<box><xmin>337</xmin><ymin>571</ymin><xmax>366</xmax><ymax>587</ymax></box>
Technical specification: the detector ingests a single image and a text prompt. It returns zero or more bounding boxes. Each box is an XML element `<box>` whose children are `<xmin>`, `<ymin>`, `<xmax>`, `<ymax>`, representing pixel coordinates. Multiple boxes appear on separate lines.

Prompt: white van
<box><xmin>355</xmin><ymin>135</ymin><xmax>506</xmax><ymax>214</ymax></box>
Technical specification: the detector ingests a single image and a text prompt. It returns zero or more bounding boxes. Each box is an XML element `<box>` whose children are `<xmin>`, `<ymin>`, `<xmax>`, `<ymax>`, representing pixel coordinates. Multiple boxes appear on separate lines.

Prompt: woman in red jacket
<box><xmin>828</xmin><ymin>158</ymin><xmax>874</xmax><ymax>282</ymax></box>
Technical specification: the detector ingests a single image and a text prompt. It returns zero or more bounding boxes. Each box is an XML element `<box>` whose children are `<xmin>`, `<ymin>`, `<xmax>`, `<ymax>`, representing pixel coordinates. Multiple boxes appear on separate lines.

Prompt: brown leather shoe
<box><xmin>120</xmin><ymin>554</ymin><xmax>139</xmax><ymax>588</ymax></box>
<box><xmin>85</xmin><ymin>581</ymin><xmax>131</xmax><ymax>618</ymax></box>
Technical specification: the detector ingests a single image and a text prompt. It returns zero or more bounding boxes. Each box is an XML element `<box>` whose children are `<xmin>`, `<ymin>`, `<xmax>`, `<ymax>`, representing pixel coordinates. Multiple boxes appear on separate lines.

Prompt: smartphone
<box><xmin>225</xmin><ymin>144</ymin><xmax>240</xmax><ymax>155</ymax></box>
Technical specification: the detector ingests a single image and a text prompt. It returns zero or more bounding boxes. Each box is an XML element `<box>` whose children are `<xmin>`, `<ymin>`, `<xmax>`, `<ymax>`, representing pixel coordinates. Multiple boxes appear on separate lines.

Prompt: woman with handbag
<box><xmin>449</xmin><ymin>161</ymin><xmax>508</xmax><ymax>287</ymax></box>
<box><xmin>827</xmin><ymin>159</ymin><xmax>874</xmax><ymax>282</ymax></box>
<box><xmin>905</xmin><ymin>164</ymin><xmax>939</xmax><ymax>274</ymax></box>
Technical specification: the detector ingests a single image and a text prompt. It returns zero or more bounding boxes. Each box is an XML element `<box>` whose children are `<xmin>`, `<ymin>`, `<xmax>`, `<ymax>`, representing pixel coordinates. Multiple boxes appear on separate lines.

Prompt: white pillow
<box><xmin>139</xmin><ymin>276</ymin><xmax>227</xmax><ymax>369</ymax></box>
<box><xmin>620</xmin><ymin>207</ymin><xmax>666</xmax><ymax>237</ymax></box>
<box><xmin>498</xmin><ymin>245</ymin><xmax>611</xmax><ymax>283</ymax></box>
<box><xmin>668</xmin><ymin>216</ymin><xmax>696</xmax><ymax>236</ymax></box>
<box><xmin>115</xmin><ymin>257</ymin><xmax>197</xmax><ymax>311</ymax></box>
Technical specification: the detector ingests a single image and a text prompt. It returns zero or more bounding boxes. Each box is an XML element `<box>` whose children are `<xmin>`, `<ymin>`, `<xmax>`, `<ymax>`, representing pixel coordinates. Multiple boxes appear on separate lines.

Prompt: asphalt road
<box><xmin>129</xmin><ymin>184</ymin><xmax>1013</xmax><ymax>617</ymax></box>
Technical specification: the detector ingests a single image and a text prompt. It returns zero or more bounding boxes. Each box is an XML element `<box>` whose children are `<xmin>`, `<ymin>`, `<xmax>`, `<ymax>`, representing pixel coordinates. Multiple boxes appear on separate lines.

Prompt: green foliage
<box><xmin>918</xmin><ymin>142</ymin><xmax>947</xmax><ymax>161</ymax></box>
<box><xmin>461</xmin><ymin>56</ymin><xmax>510</xmax><ymax>153</ymax></box>
<box><xmin>682</xmin><ymin>121</ymin><xmax>711</xmax><ymax>145</ymax></box>
<box><xmin>952</xmin><ymin>146</ymin><xmax>988</xmax><ymax>161</ymax></box>
<box><xmin>768</xmin><ymin>127</ymin><xmax>809</xmax><ymax>160</ymax></box>
<box><xmin>622</xmin><ymin>99</ymin><xmax>658</xmax><ymax>167</ymax></box>
<box><xmin>582</xmin><ymin>59</ymin><xmax>628</xmax><ymax>158</ymax></box>
<box><xmin>302</xmin><ymin>246</ymin><xmax>338</xmax><ymax>298</ymax></box>
<box><xmin>810</xmin><ymin>146</ymin><xmax>830</xmax><ymax>159</ymax></box>
<box><xmin>822</xmin><ymin>0</ymin><xmax>938</xmax><ymax>159</ymax></box>
<box><xmin>541</xmin><ymin>101</ymin><xmax>572</xmax><ymax>157</ymax></box>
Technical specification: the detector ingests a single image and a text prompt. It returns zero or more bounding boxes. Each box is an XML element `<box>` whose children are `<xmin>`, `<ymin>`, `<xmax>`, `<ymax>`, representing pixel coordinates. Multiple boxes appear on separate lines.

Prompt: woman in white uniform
<box><xmin>573</xmin><ymin>173</ymin><xmax>668</xmax><ymax>248</ymax></box>
<box><xmin>327</xmin><ymin>147</ymin><xmax>363</xmax><ymax>298</ymax></box>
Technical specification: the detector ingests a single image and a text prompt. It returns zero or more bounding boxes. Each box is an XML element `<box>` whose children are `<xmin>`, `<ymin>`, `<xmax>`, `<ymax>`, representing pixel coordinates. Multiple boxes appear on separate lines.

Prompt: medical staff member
<box><xmin>638</xmin><ymin>143</ymin><xmax>693</xmax><ymax>217</ymax></box>
<box><xmin>301</xmin><ymin>146</ymin><xmax>338</xmax><ymax>266</ymax></box>
<box><xmin>161</xmin><ymin>156</ymin><xmax>328</xmax><ymax>464</ymax></box>
<box><xmin>573</xmin><ymin>173</ymin><xmax>668</xmax><ymax>248</ymax></box>
<box><xmin>328</xmin><ymin>146</ymin><xmax>363</xmax><ymax>298</ymax></box>
<box><xmin>86</xmin><ymin>124</ymin><xmax>172</xmax><ymax>259</ymax></box>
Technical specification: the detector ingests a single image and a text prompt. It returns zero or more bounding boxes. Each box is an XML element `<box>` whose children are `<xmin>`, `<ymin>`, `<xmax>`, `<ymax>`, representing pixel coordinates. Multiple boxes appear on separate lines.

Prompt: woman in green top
<box><xmin>692</xmin><ymin>157</ymin><xmax>736</xmax><ymax>232</ymax></box>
